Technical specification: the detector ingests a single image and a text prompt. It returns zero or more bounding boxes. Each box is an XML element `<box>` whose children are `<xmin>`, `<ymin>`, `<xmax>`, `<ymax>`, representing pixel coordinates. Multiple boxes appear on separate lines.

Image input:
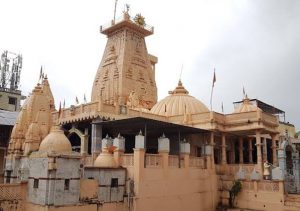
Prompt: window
<box><xmin>111</xmin><ymin>178</ymin><xmax>118</xmax><ymax>188</ymax></box>
<box><xmin>64</xmin><ymin>179</ymin><xmax>70</xmax><ymax>190</ymax></box>
<box><xmin>8</xmin><ymin>97</ymin><xmax>17</xmax><ymax>105</ymax></box>
<box><xmin>33</xmin><ymin>179</ymin><xmax>39</xmax><ymax>189</ymax></box>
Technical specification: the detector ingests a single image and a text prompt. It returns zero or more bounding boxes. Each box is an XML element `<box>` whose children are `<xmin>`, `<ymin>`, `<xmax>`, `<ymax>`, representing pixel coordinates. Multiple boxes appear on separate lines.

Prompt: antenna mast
<box><xmin>0</xmin><ymin>50</ymin><xmax>22</xmax><ymax>91</ymax></box>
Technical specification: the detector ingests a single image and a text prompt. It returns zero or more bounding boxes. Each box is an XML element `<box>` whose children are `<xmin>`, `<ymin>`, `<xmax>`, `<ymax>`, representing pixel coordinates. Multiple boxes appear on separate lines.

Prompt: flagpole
<box><xmin>113</xmin><ymin>0</ymin><xmax>118</xmax><ymax>23</ymax></box>
<box><xmin>210</xmin><ymin>86</ymin><xmax>213</xmax><ymax>111</ymax></box>
<box><xmin>210</xmin><ymin>68</ymin><xmax>216</xmax><ymax>111</ymax></box>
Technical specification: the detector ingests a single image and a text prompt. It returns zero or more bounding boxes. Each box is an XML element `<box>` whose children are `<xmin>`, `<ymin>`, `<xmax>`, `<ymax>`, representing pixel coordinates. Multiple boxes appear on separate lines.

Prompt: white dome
<box><xmin>151</xmin><ymin>80</ymin><xmax>209</xmax><ymax>116</ymax></box>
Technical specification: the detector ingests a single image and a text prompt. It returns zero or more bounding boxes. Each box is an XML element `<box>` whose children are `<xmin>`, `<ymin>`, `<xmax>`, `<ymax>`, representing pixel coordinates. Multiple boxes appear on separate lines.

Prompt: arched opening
<box><xmin>286</xmin><ymin>145</ymin><xmax>293</xmax><ymax>174</ymax></box>
<box><xmin>69</xmin><ymin>133</ymin><xmax>81</xmax><ymax>153</ymax></box>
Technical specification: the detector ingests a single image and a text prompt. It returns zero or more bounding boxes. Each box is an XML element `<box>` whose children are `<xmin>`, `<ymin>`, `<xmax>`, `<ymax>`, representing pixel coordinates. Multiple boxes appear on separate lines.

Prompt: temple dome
<box><xmin>94</xmin><ymin>151</ymin><xmax>118</xmax><ymax>168</ymax></box>
<box><xmin>150</xmin><ymin>80</ymin><xmax>209</xmax><ymax>116</ymax></box>
<box><xmin>39</xmin><ymin>126</ymin><xmax>72</xmax><ymax>153</ymax></box>
<box><xmin>234</xmin><ymin>96</ymin><xmax>262</xmax><ymax>113</ymax></box>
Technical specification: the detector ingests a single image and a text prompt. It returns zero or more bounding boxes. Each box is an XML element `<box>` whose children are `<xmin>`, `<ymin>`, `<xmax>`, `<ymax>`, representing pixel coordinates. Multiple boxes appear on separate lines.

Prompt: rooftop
<box><xmin>233</xmin><ymin>98</ymin><xmax>284</xmax><ymax>115</ymax></box>
<box><xmin>100</xmin><ymin>13</ymin><xmax>154</xmax><ymax>36</ymax></box>
<box><xmin>0</xmin><ymin>110</ymin><xmax>18</xmax><ymax>126</ymax></box>
<box><xmin>93</xmin><ymin>116</ymin><xmax>209</xmax><ymax>137</ymax></box>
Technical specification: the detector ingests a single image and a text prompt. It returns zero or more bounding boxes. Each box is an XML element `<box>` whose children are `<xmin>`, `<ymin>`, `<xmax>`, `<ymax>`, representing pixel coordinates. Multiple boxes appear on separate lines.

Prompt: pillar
<box><xmin>221</xmin><ymin>133</ymin><xmax>227</xmax><ymax>165</ymax></box>
<box><xmin>158</xmin><ymin>134</ymin><xmax>172</xmax><ymax>169</ymax></box>
<box><xmin>248</xmin><ymin>137</ymin><xmax>253</xmax><ymax>163</ymax></box>
<box><xmin>262</xmin><ymin>137</ymin><xmax>268</xmax><ymax>162</ymax></box>
<box><xmin>133</xmin><ymin>148</ymin><xmax>145</xmax><ymax>194</ymax></box>
<box><xmin>81</xmin><ymin>128</ymin><xmax>89</xmax><ymax>155</ymax></box>
<box><xmin>239</xmin><ymin>137</ymin><xmax>244</xmax><ymax>164</ymax></box>
<box><xmin>91</xmin><ymin>123</ymin><xmax>102</xmax><ymax>162</ymax></box>
<box><xmin>232</xmin><ymin>141</ymin><xmax>236</xmax><ymax>163</ymax></box>
<box><xmin>133</xmin><ymin>131</ymin><xmax>145</xmax><ymax>189</ymax></box>
<box><xmin>271</xmin><ymin>134</ymin><xmax>278</xmax><ymax>166</ymax></box>
<box><xmin>180</xmin><ymin>142</ymin><xmax>190</xmax><ymax>169</ymax></box>
<box><xmin>255</xmin><ymin>130</ymin><xmax>263</xmax><ymax>175</ymax></box>
<box><xmin>113</xmin><ymin>134</ymin><xmax>125</xmax><ymax>166</ymax></box>
<box><xmin>210</xmin><ymin>132</ymin><xmax>215</xmax><ymax>169</ymax></box>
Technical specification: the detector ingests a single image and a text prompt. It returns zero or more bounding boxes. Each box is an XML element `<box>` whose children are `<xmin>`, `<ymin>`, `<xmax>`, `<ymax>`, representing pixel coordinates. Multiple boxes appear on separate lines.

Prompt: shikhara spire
<box><xmin>91</xmin><ymin>10</ymin><xmax>157</xmax><ymax>109</ymax></box>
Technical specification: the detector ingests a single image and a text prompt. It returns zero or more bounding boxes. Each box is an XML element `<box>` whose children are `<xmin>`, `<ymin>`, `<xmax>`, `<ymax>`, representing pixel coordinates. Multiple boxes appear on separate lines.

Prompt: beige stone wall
<box><xmin>0</xmin><ymin>182</ymin><xmax>27</xmax><ymax>211</ymax></box>
<box><xmin>220</xmin><ymin>179</ymin><xmax>285</xmax><ymax>211</ymax></box>
<box><xmin>134</xmin><ymin>168</ymin><xmax>218</xmax><ymax>211</ymax></box>
<box><xmin>0</xmin><ymin>91</ymin><xmax>22</xmax><ymax>111</ymax></box>
<box><xmin>27</xmin><ymin>203</ymin><xmax>127</xmax><ymax>211</ymax></box>
<box><xmin>279</xmin><ymin>122</ymin><xmax>296</xmax><ymax>137</ymax></box>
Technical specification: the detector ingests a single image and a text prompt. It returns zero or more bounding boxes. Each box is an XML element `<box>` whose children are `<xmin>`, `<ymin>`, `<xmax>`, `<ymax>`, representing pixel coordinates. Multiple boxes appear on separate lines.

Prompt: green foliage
<box><xmin>229</xmin><ymin>180</ymin><xmax>242</xmax><ymax>208</ymax></box>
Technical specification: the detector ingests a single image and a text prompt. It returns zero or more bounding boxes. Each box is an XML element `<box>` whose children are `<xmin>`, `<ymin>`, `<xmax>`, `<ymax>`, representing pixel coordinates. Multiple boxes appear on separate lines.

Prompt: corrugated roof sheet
<box><xmin>0</xmin><ymin>110</ymin><xmax>19</xmax><ymax>126</ymax></box>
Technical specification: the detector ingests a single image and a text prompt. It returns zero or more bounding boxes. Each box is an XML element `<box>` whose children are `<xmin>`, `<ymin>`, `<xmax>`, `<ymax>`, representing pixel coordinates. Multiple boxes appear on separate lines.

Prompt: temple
<box><xmin>1</xmin><ymin>9</ymin><xmax>300</xmax><ymax>211</ymax></box>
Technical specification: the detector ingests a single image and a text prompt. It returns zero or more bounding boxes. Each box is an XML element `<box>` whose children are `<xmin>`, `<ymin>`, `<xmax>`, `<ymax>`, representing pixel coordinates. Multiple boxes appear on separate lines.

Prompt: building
<box><xmin>0</xmin><ymin>50</ymin><xmax>23</xmax><ymax>182</ymax></box>
<box><xmin>1</xmin><ymin>9</ymin><xmax>300</xmax><ymax>211</ymax></box>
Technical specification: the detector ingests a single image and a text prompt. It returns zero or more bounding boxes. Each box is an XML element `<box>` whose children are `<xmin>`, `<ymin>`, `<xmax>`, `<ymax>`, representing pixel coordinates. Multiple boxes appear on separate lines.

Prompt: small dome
<box><xmin>94</xmin><ymin>151</ymin><xmax>118</xmax><ymax>168</ymax></box>
<box><xmin>39</xmin><ymin>126</ymin><xmax>72</xmax><ymax>153</ymax></box>
<box><xmin>150</xmin><ymin>80</ymin><xmax>209</xmax><ymax>116</ymax></box>
<box><xmin>234</xmin><ymin>96</ymin><xmax>262</xmax><ymax>113</ymax></box>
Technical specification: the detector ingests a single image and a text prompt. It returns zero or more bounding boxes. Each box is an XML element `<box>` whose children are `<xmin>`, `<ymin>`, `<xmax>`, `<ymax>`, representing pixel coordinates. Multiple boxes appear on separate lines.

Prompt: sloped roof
<box><xmin>0</xmin><ymin>110</ymin><xmax>18</xmax><ymax>126</ymax></box>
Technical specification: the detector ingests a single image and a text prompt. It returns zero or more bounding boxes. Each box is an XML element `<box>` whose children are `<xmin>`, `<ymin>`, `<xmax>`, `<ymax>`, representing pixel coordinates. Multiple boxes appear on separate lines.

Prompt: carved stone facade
<box><xmin>91</xmin><ymin>13</ymin><xmax>157</xmax><ymax>109</ymax></box>
<box><xmin>7</xmin><ymin>77</ymin><xmax>54</xmax><ymax>156</ymax></box>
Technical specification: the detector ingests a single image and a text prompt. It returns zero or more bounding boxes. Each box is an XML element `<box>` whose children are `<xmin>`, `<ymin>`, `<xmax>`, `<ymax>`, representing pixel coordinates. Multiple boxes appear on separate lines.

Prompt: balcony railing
<box><xmin>189</xmin><ymin>156</ymin><xmax>205</xmax><ymax>168</ymax></box>
<box><xmin>168</xmin><ymin>155</ymin><xmax>179</xmax><ymax>167</ymax></box>
<box><xmin>145</xmin><ymin>154</ymin><xmax>162</xmax><ymax>168</ymax></box>
<box><xmin>120</xmin><ymin>154</ymin><xmax>134</xmax><ymax>167</ymax></box>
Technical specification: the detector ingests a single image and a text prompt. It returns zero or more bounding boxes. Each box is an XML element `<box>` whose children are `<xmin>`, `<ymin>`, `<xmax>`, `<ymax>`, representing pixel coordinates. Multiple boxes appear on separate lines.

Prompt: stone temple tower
<box><xmin>91</xmin><ymin>12</ymin><xmax>157</xmax><ymax>109</ymax></box>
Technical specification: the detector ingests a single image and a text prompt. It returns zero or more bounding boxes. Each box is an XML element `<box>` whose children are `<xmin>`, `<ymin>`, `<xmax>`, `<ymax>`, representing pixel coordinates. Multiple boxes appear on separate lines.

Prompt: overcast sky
<box><xmin>0</xmin><ymin>0</ymin><xmax>299</xmax><ymax>130</ymax></box>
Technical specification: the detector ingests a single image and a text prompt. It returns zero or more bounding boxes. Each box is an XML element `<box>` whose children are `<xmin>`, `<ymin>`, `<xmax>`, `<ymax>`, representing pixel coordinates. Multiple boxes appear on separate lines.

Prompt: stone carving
<box><xmin>263</xmin><ymin>161</ymin><xmax>271</xmax><ymax>180</ymax></box>
<box><xmin>91</xmin><ymin>15</ymin><xmax>157</xmax><ymax>109</ymax></box>
<box><xmin>127</xmin><ymin>91</ymin><xmax>139</xmax><ymax>108</ymax></box>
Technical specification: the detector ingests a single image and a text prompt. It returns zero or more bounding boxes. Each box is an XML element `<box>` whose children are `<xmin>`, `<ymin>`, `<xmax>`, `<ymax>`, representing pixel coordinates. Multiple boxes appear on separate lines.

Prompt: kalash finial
<box><xmin>178</xmin><ymin>64</ymin><xmax>184</xmax><ymax>86</ymax></box>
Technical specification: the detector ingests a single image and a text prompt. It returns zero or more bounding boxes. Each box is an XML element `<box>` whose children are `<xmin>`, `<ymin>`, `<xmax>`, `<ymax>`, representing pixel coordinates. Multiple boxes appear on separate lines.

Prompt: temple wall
<box><xmin>26</xmin><ymin>203</ymin><xmax>127</xmax><ymax>211</ymax></box>
<box><xmin>133</xmin><ymin>167</ymin><xmax>218</xmax><ymax>211</ymax></box>
<box><xmin>28</xmin><ymin>156</ymin><xmax>81</xmax><ymax>206</ymax></box>
<box><xmin>219</xmin><ymin>177</ymin><xmax>285</xmax><ymax>211</ymax></box>
<box><xmin>83</xmin><ymin>168</ymin><xmax>126</xmax><ymax>203</ymax></box>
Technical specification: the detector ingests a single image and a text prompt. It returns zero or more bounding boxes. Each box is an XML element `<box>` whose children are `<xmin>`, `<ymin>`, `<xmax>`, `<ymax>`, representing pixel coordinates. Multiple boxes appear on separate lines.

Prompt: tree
<box><xmin>229</xmin><ymin>180</ymin><xmax>242</xmax><ymax>208</ymax></box>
